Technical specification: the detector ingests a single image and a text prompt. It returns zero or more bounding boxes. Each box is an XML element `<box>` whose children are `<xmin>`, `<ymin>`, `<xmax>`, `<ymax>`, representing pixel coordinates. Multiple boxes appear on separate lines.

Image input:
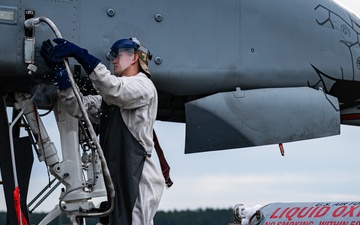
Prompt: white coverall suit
<box><xmin>58</xmin><ymin>63</ymin><xmax>165</xmax><ymax>225</ymax></box>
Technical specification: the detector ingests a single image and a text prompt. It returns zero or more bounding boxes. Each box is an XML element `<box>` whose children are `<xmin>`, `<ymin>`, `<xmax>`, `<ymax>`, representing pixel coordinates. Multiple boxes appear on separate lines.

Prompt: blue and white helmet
<box><xmin>109</xmin><ymin>37</ymin><xmax>152</xmax><ymax>77</ymax></box>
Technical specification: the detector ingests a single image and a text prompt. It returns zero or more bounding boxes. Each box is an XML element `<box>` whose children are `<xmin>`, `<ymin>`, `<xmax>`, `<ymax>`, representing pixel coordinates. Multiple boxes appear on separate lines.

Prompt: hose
<box><xmin>24</xmin><ymin>16</ymin><xmax>115</xmax><ymax>219</ymax></box>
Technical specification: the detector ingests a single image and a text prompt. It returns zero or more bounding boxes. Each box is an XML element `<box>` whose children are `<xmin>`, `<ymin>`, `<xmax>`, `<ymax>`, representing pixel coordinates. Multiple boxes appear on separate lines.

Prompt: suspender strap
<box><xmin>153</xmin><ymin>130</ymin><xmax>173</xmax><ymax>188</ymax></box>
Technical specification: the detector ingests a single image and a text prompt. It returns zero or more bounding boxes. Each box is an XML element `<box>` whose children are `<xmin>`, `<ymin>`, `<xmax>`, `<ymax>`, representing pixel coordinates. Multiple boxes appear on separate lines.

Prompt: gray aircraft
<box><xmin>0</xmin><ymin>0</ymin><xmax>359</xmax><ymax>224</ymax></box>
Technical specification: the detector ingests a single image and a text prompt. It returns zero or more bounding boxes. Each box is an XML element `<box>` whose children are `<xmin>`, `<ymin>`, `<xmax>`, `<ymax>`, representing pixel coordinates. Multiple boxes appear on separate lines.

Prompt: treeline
<box><xmin>0</xmin><ymin>208</ymin><xmax>234</xmax><ymax>225</ymax></box>
<box><xmin>154</xmin><ymin>208</ymin><xmax>234</xmax><ymax>225</ymax></box>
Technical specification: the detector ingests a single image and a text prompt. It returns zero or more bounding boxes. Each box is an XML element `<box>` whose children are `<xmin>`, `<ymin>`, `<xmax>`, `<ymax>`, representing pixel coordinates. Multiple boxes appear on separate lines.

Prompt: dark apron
<box><xmin>100</xmin><ymin>102</ymin><xmax>146</xmax><ymax>225</ymax></box>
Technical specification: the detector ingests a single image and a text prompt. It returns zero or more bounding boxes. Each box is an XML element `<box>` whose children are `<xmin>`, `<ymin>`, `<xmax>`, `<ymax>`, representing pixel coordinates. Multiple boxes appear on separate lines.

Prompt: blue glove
<box><xmin>40</xmin><ymin>39</ymin><xmax>71</xmax><ymax>90</ymax></box>
<box><xmin>52</xmin><ymin>38</ymin><xmax>101</xmax><ymax>74</ymax></box>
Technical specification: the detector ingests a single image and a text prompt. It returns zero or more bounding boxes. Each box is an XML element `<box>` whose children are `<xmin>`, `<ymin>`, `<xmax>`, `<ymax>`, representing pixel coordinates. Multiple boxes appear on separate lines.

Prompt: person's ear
<box><xmin>133</xmin><ymin>53</ymin><xmax>139</xmax><ymax>63</ymax></box>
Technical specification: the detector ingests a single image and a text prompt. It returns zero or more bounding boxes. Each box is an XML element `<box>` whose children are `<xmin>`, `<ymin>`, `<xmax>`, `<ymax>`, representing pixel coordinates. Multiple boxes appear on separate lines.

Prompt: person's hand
<box><xmin>40</xmin><ymin>39</ymin><xmax>71</xmax><ymax>90</ymax></box>
<box><xmin>40</xmin><ymin>39</ymin><xmax>64</xmax><ymax>71</ymax></box>
<box><xmin>52</xmin><ymin>38</ymin><xmax>101</xmax><ymax>74</ymax></box>
<box><xmin>52</xmin><ymin>38</ymin><xmax>82</xmax><ymax>59</ymax></box>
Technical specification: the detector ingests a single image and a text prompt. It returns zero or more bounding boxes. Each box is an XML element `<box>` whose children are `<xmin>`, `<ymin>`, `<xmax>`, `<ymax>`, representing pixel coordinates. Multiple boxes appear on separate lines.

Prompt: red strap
<box><xmin>13</xmin><ymin>186</ymin><xmax>29</xmax><ymax>225</ymax></box>
<box><xmin>153</xmin><ymin>130</ymin><xmax>173</xmax><ymax>188</ymax></box>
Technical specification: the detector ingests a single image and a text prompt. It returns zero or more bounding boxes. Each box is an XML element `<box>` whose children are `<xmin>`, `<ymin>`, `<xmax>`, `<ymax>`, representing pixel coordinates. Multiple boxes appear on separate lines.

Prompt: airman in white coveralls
<box><xmin>40</xmin><ymin>37</ymin><xmax>164</xmax><ymax>225</ymax></box>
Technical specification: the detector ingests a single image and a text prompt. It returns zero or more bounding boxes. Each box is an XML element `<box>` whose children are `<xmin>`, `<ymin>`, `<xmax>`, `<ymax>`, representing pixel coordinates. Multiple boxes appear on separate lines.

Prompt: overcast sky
<box><xmin>1</xmin><ymin>0</ymin><xmax>360</xmax><ymax>215</ymax></box>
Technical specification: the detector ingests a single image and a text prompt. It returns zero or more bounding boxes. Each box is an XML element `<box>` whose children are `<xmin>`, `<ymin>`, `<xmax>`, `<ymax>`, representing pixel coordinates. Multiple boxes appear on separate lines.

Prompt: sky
<box><xmin>1</xmin><ymin>0</ymin><xmax>360</xmax><ymax>216</ymax></box>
